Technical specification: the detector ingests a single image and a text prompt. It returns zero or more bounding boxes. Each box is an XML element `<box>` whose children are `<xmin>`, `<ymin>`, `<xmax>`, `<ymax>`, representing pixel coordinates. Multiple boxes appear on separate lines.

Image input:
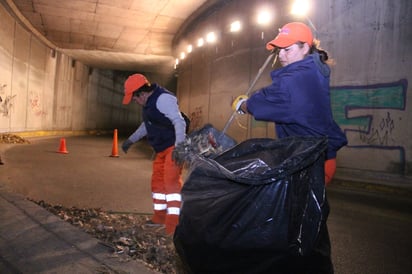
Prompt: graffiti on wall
<box><xmin>0</xmin><ymin>85</ymin><xmax>47</xmax><ymax>117</ymax></box>
<box><xmin>331</xmin><ymin>79</ymin><xmax>408</xmax><ymax>172</ymax></box>
<box><xmin>189</xmin><ymin>106</ymin><xmax>203</xmax><ymax>131</ymax></box>
<box><xmin>0</xmin><ymin>84</ymin><xmax>16</xmax><ymax>117</ymax></box>
<box><xmin>29</xmin><ymin>90</ymin><xmax>47</xmax><ymax>116</ymax></box>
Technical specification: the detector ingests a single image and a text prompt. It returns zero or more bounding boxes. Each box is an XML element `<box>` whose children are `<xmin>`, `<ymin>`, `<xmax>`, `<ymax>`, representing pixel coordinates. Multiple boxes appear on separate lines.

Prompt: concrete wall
<box><xmin>0</xmin><ymin>3</ymin><xmax>129</xmax><ymax>135</ymax></box>
<box><xmin>173</xmin><ymin>0</ymin><xmax>412</xmax><ymax>179</ymax></box>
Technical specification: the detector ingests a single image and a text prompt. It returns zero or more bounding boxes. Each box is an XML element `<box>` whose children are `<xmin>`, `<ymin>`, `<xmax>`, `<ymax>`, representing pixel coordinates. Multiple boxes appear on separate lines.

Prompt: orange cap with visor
<box><xmin>123</xmin><ymin>73</ymin><xmax>150</xmax><ymax>105</ymax></box>
<box><xmin>266</xmin><ymin>22</ymin><xmax>313</xmax><ymax>50</ymax></box>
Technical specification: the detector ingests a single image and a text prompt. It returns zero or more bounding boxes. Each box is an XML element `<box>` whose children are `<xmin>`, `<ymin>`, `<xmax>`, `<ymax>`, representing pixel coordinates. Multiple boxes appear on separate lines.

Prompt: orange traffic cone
<box><xmin>57</xmin><ymin>138</ymin><xmax>69</xmax><ymax>154</ymax></box>
<box><xmin>110</xmin><ymin>129</ymin><xmax>119</xmax><ymax>157</ymax></box>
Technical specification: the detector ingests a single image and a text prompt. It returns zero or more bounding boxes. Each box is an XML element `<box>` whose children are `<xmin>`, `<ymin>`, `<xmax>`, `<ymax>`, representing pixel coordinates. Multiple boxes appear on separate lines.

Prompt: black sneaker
<box><xmin>145</xmin><ymin>220</ymin><xmax>165</xmax><ymax>227</ymax></box>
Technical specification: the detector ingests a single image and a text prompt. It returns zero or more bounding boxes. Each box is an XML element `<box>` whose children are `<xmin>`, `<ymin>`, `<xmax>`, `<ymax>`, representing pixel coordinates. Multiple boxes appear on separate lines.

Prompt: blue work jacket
<box><xmin>247</xmin><ymin>53</ymin><xmax>347</xmax><ymax>159</ymax></box>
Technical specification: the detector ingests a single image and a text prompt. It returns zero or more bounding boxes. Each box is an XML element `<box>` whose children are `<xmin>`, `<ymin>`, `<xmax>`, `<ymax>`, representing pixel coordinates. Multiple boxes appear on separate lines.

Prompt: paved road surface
<box><xmin>327</xmin><ymin>185</ymin><xmax>412</xmax><ymax>274</ymax></box>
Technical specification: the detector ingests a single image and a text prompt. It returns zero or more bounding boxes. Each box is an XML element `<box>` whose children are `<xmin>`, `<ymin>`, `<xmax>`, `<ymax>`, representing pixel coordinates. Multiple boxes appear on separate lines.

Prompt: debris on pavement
<box><xmin>0</xmin><ymin>134</ymin><xmax>31</xmax><ymax>165</ymax></box>
<box><xmin>0</xmin><ymin>133</ymin><xmax>31</xmax><ymax>144</ymax></box>
<box><xmin>31</xmin><ymin>199</ymin><xmax>185</xmax><ymax>274</ymax></box>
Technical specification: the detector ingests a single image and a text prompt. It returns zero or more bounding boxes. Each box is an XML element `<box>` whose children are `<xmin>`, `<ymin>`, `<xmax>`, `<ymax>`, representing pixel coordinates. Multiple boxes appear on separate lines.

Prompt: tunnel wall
<box><xmin>173</xmin><ymin>0</ymin><xmax>412</xmax><ymax>179</ymax></box>
<box><xmin>0</xmin><ymin>3</ymin><xmax>131</xmax><ymax>136</ymax></box>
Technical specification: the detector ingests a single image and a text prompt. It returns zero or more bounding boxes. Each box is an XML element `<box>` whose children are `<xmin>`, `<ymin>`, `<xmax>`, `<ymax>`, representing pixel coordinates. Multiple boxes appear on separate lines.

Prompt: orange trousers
<box><xmin>324</xmin><ymin>158</ymin><xmax>336</xmax><ymax>186</ymax></box>
<box><xmin>151</xmin><ymin>146</ymin><xmax>183</xmax><ymax>234</ymax></box>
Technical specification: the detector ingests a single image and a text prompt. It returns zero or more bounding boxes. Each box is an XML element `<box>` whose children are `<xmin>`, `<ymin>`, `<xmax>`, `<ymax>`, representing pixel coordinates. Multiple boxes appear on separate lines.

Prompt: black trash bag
<box><xmin>174</xmin><ymin>136</ymin><xmax>332</xmax><ymax>274</ymax></box>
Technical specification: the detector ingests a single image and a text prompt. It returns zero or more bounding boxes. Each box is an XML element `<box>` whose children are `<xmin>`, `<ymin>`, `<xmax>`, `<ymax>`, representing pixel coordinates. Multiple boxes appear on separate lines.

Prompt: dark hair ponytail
<box><xmin>317</xmin><ymin>49</ymin><xmax>329</xmax><ymax>62</ymax></box>
<box><xmin>310</xmin><ymin>39</ymin><xmax>331</xmax><ymax>64</ymax></box>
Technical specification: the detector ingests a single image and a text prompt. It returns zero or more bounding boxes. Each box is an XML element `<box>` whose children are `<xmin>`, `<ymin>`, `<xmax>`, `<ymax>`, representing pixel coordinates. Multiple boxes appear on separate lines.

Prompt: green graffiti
<box><xmin>331</xmin><ymin>80</ymin><xmax>406</xmax><ymax>128</ymax></box>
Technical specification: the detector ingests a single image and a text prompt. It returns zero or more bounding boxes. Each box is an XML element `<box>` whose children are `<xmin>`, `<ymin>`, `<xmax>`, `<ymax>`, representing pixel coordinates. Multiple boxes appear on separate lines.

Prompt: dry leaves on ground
<box><xmin>31</xmin><ymin>200</ymin><xmax>185</xmax><ymax>274</ymax></box>
<box><xmin>0</xmin><ymin>134</ymin><xmax>31</xmax><ymax>144</ymax></box>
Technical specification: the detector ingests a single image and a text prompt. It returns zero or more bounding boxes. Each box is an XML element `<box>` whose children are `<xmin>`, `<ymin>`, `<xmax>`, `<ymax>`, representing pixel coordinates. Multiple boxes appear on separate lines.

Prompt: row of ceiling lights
<box><xmin>174</xmin><ymin>0</ymin><xmax>313</xmax><ymax>68</ymax></box>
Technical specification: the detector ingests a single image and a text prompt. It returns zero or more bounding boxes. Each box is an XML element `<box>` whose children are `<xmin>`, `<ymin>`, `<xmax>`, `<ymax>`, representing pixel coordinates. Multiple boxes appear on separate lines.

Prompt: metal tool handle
<box><xmin>221</xmin><ymin>50</ymin><xmax>277</xmax><ymax>135</ymax></box>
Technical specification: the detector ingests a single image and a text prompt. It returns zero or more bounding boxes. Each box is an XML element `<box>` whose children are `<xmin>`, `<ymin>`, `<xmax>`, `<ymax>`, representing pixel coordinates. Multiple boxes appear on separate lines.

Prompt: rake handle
<box><xmin>221</xmin><ymin>50</ymin><xmax>277</xmax><ymax>135</ymax></box>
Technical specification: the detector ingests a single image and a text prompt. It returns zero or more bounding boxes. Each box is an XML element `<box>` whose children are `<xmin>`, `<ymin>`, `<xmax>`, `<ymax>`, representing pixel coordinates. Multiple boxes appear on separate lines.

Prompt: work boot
<box><xmin>145</xmin><ymin>219</ymin><xmax>165</xmax><ymax>227</ymax></box>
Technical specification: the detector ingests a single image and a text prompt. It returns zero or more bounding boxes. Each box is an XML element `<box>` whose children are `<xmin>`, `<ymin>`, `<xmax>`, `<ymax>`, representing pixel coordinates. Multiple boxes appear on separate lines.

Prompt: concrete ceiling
<box><xmin>5</xmin><ymin>0</ymin><xmax>213</xmax><ymax>72</ymax></box>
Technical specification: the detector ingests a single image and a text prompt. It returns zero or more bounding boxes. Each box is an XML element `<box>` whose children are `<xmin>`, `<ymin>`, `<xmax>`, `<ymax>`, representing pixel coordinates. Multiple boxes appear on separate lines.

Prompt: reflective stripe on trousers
<box><xmin>166</xmin><ymin>192</ymin><xmax>181</xmax><ymax>216</ymax></box>
<box><xmin>152</xmin><ymin>192</ymin><xmax>167</xmax><ymax>211</ymax></box>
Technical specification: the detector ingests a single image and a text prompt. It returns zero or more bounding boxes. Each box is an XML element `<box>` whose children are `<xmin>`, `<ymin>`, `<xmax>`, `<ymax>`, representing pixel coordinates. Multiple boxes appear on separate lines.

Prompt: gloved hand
<box><xmin>231</xmin><ymin>95</ymin><xmax>248</xmax><ymax>114</ymax></box>
<box><xmin>172</xmin><ymin>142</ymin><xmax>189</xmax><ymax>166</ymax></box>
<box><xmin>122</xmin><ymin>139</ymin><xmax>134</xmax><ymax>153</ymax></box>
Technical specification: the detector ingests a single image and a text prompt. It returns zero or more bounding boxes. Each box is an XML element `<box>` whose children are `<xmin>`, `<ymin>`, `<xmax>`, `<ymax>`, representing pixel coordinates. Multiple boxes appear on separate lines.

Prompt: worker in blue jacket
<box><xmin>233</xmin><ymin>21</ymin><xmax>347</xmax><ymax>186</ymax></box>
<box><xmin>233</xmin><ymin>21</ymin><xmax>347</xmax><ymax>274</ymax></box>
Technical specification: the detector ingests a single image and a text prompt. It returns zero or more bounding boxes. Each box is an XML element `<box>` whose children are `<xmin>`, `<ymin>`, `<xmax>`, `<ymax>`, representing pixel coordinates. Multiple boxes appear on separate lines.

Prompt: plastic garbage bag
<box><xmin>174</xmin><ymin>136</ymin><xmax>333</xmax><ymax>274</ymax></box>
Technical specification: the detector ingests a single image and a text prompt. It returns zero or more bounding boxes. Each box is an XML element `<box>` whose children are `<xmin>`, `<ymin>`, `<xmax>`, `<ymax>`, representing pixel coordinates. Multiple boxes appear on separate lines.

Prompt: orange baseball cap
<box><xmin>123</xmin><ymin>74</ymin><xmax>150</xmax><ymax>105</ymax></box>
<box><xmin>266</xmin><ymin>22</ymin><xmax>313</xmax><ymax>50</ymax></box>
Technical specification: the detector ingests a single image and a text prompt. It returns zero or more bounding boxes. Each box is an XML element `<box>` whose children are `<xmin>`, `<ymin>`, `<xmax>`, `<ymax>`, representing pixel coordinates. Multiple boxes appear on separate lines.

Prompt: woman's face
<box><xmin>278</xmin><ymin>43</ymin><xmax>310</xmax><ymax>67</ymax></box>
<box><xmin>132</xmin><ymin>92</ymin><xmax>148</xmax><ymax>106</ymax></box>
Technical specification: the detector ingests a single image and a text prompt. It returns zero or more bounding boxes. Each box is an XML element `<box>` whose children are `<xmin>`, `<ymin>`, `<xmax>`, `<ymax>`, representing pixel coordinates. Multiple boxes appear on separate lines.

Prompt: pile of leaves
<box><xmin>31</xmin><ymin>200</ymin><xmax>185</xmax><ymax>274</ymax></box>
<box><xmin>1</xmin><ymin>133</ymin><xmax>31</xmax><ymax>164</ymax></box>
<box><xmin>0</xmin><ymin>133</ymin><xmax>30</xmax><ymax>144</ymax></box>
